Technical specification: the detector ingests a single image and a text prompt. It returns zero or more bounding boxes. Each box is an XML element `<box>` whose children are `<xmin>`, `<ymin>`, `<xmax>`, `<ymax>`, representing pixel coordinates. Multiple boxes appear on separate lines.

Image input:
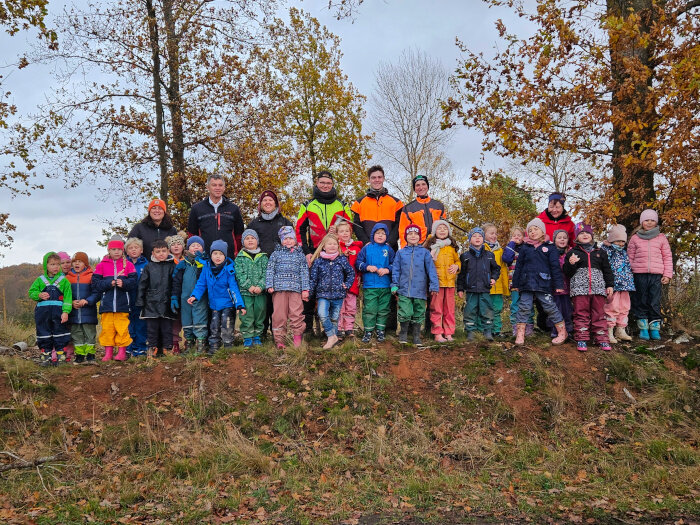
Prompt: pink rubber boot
<box><xmin>114</xmin><ymin>347</ymin><xmax>128</xmax><ymax>361</ymax></box>
<box><xmin>102</xmin><ymin>346</ymin><xmax>114</xmax><ymax>362</ymax></box>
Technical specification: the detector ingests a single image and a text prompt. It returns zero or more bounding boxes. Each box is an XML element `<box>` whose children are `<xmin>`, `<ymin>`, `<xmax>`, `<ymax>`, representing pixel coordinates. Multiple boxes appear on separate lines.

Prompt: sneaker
<box><xmin>252</xmin><ymin>336</ymin><xmax>262</xmax><ymax>346</ymax></box>
<box><xmin>86</xmin><ymin>354</ymin><xmax>96</xmax><ymax>363</ymax></box>
<box><xmin>445</xmin><ymin>334</ymin><xmax>454</xmax><ymax>341</ymax></box>
<box><xmin>74</xmin><ymin>354</ymin><xmax>85</xmax><ymax>364</ymax></box>
<box><xmin>345</xmin><ymin>330</ymin><xmax>355</xmax><ymax>338</ymax></box>
<box><xmin>434</xmin><ymin>334</ymin><xmax>447</xmax><ymax>342</ymax></box>
<box><xmin>576</xmin><ymin>341</ymin><xmax>588</xmax><ymax>352</ymax></box>
<box><xmin>361</xmin><ymin>331</ymin><xmax>372</xmax><ymax>344</ymax></box>
<box><xmin>243</xmin><ymin>338</ymin><xmax>253</xmax><ymax>348</ymax></box>
<box><xmin>599</xmin><ymin>341</ymin><xmax>612</xmax><ymax>352</ymax></box>
<box><xmin>376</xmin><ymin>330</ymin><xmax>386</xmax><ymax>343</ymax></box>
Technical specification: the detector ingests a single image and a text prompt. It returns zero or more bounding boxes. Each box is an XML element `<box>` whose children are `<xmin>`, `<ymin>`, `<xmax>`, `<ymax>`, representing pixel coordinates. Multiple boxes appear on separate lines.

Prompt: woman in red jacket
<box><xmin>537</xmin><ymin>193</ymin><xmax>576</xmax><ymax>248</ymax></box>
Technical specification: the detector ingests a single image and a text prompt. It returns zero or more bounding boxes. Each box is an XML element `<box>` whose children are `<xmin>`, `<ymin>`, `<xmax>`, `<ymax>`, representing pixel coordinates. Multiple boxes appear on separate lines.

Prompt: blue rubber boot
<box><xmin>637</xmin><ymin>319</ymin><xmax>649</xmax><ymax>340</ymax></box>
<box><xmin>649</xmin><ymin>320</ymin><xmax>661</xmax><ymax>340</ymax></box>
<box><xmin>252</xmin><ymin>336</ymin><xmax>262</xmax><ymax>346</ymax></box>
<box><xmin>243</xmin><ymin>338</ymin><xmax>253</xmax><ymax>348</ymax></box>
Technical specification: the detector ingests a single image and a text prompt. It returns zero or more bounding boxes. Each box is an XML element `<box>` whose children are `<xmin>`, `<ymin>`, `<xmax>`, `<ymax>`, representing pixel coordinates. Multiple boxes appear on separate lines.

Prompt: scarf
<box><xmin>485</xmin><ymin>240</ymin><xmax>500</xmax><ymax>251</ymax></box>
<box><xmin>430</xmin><ymin>238</ymin><xmax>452</xmax><ymax>261</ymax></box>
<box><xmin>367</xmin><ymin>187</ymin><xmax>388</xmax><ymax>199</ymax></box>
<box><xmin>211</xmin><ymin>260</ymin><xmax>226</xmax><ymax>276</ymax></box>
<box><xmin>471</xmin><ymin>245</ymin><xmax>483</xmax><ymax>256</ymax></box>
<box><xmin>320</xmin><ymin>251</ymin><xmax>339</xmax><ymax>260</ymax></box>
<box><xmin>556</xmin><ymin>245</ymin><xmax>567</xmax><ymax>255</ymax></box>
<box><xmin>637</xmin><ymin>226</ymin><xmax>660</xmax><ymax>240</ymax></box>
<box><xmin>244</xmin><ymin>248</ymin><xmax>260</xmax><ymax>255</ymax></box>
<box><xmin>524</xmin><ymin>236</ymin><xmax>544</xmax><ymax>248</ymax></box>
<box><xmin>313</xmin><ymin>186</ymin><xmax>338</xmax><ymax>205</ymax></box>
<box><xmin>261</xmin><ymin>208</ymin><xmax>279</xmax><ymax>221</ymax></box>
<box><xmin>611</xmin><ymin>244</ymin><xmax>624</xmax><ymax>251</ymax></box>
<box><xmin>579</xmin><ymin>242</ymin><xmax>595</xmax><ymax>253</ymax></box>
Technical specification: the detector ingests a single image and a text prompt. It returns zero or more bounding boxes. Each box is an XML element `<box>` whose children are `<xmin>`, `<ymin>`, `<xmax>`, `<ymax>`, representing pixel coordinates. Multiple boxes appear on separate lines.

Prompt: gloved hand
<box><xmin>170</xmin><ymin>296</ymin><xmax>179</xmax><ymax>312</ymax></box>
<box><xmin>391</xmin><ymin>286</ymin><xmax>399</xmax><ymax>294</ymax></box>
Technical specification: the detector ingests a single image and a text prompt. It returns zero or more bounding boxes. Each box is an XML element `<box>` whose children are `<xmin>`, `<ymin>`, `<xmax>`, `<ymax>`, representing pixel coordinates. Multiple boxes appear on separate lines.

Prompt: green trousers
<box><xmin>71</xmin><ymin>324</ymin><xmax>97</xmax><ymax>356</ymax></box>
<box><xmin>240</xmin><ymin>294</ymin><xmax>267</xmax><ymax>339</ymax></box>
<box><xmin>464</xmin><ymin>292</ymin><xmax>494</xmax><ymax>333</ymax></box>
<box><xmin>362</xmin><ymin>288</ymin><xmax>391</xmax><ymax>331</ymax></box>
<box><xmin>397</xmin><ymin>295</ymin><xmax>427</xmax><ymax>325</ymax></box>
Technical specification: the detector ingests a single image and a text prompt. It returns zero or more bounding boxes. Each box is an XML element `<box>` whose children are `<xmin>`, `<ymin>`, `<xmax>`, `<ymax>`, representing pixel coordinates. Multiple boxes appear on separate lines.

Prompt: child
<box><xmin>188</xmin><ymin>240</ymin><xmax>246</xmax><ymax>353</ymax></box>
<box><xmin>483</xmin><ymin>223</ymin><xmax>510</xmax><ymax>338</ymax></box>
<box><xmin>137</xmin><ymin>239</ymin><xmax>177</xmax><ymax>358</ymax></box>
<box><xmin>264</xmin><ymin>227</ymin><xmax>309</xmax><ymax>349</ymax></box>
<box><xmin>511</xmin><ymin>218</ymin><xmax>567</xmax><ymax>345</ymax></box>
<box><xmin>550</xmin><ymin>230</ymin><xmax>574</xmax><ymax>339</ymax></box>
<box><xmin>601</xmin><ymin>225</ymin><xmax>635</xmax><ymax>343</ymax></box>
<box><xmin>457</xmin><ymin>227</ymin><xmax>500</xmax><ymax>341</ymax></box>
<box><xmin>172</xmin><ymin>235</ymin><xmax>208</xmax><ymax>354</ymax></box>
<box><xmin>166</xmin><ymin>233</ymin><xmax>187</xmax><ymax>354</ymax></box>
<box><xmin>92</xmin><ymin>235</ymin><xmax>137</xmax><ymax>361</ymax></box>
<box><xmin>125</xmin><ymin>237</ymin><xmax>148</xmax><ymax>357</ymax></box>
<box><xmin>627</xmin><ymin>209</ymin><xmax>673</xmax><ymax>340</ymax></box>
<box><xmin>56</xmin><ymin>251</ymin><xmax>75</xmax><ymax>362</ymax></box>
<box><xmin>66</xmin><ymin>252</ymin><xmax>99</xmax><ymax>364</ymax></box>
<box><xmin>563</xmin><ymin>223</ymin><xmax>615</xmax><ymax>352</ymax></box>
<box><xmin>393</xmin><ymin>224</ymin><xmax>439</xmax><ymax>345</ymax></box>
<box><xmin>423</xmin><ymin>220</ymin><xmax>460</xmax><ymax>342</ymax></box>
<box><xmin>336</xmin><ymin>220</ymin><xmax>363</xmax><ymax>339</ymax></box>
<box><xmin>235</xmin><ymin>230</ymin><xmax>269</xmax><ymax>348</ymax></box>
<box><xmin>502</xmin><ymin>226</ymin><xmax>535</xmax><ymax>336</ymax></box>
<box><xmin>356</xmin><ymin>224</ymin><xmax>395</xmax><ymax>343</ymax></box>
<box><xmin>28</xmin><ymin>252</ymin><xmax>72</xmax><ymax>366</ymax></box>
<box><xmin>310</xmin><ymin>233</ymin><xmax>355</xmax><ymax>349</ymax></box>
<box><xmin>57</xmin><ymin>252</ymin><xmax>72</xmax><ymax>276</ymax></box>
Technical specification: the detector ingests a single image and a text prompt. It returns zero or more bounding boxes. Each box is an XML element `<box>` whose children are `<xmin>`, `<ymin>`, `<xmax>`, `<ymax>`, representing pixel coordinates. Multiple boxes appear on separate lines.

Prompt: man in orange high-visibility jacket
<box><xmin>351</xmin><ymin>165</ymin><xmax>404</xmax><ymax>250</ymax></box>
<box><xmin>397</xmin><ymin>175</ymin><xmax>446</xmax><ymax>248</ymax></box>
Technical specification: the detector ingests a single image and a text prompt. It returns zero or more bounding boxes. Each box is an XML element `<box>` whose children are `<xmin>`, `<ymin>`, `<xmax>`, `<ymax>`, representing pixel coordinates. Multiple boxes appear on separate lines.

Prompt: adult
<box><xmin>351</xmin><ymin>165</ymin><xmax>404</xmax><ymax>249</ymax></box>
<box><xmin>537</xmin><ymin>193</ymin><xmax>575</xmax><ymax>247</ymax></box>
<box><xmin>296</xmin><ymin>171</ymin><xmax>352</xmax><ymax>333</ymax></box>
<box><xmin>187</xmin><ymin>174</ymin><xmax>245</xmax><ymax>260</ymax></box>
<box><xmin>398</xmin><ymin>174</ymin><xmax>446</xmax><ymax>248</ymax></box>
<box><xmin>127</xmin><ymin>199</ymin><xmax>178</xmax><ymax>259</ymax></box>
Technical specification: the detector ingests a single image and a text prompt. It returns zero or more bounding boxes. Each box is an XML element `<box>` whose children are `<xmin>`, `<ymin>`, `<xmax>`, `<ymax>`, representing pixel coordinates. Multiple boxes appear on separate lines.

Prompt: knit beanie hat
<box><xmin>548</xmin><ymin>192</ymin><xmax>566</xmax><ymax>204</ymax></box>
<box><xmin>526</xmin><ymin>218</ymin><xmax>546</xmax><ymax>236</ymax></box>
<box><xmin>468</xmin><ymin>227</ymin><xmax>485</xmax><ymax>241</ymax></box>
<box><xmin>412</xmin><ymin>174</ymin><xmax>429</xmax><ymax>190</ymax></box>
<box><xmin>552</xmin><ymin>229</ymin><xmax>569</xmax><ymax>243</ymax></box>
<box><xmin>242</xmin><ymin>229</ymin><xmax>259</xmax><ymax>244</ymax></box>
<box><xmin>210</xmin><ymin>239</ymin><xmax>228</xmax><ymax>255</ymax></box>
<box><xmin>278</xmin><ymin>225</ymin><xmax>296</xmax><ymax>242</ymax></box>
<box><xmin>56</xmin><ymin>251</ymin><xmax>71</xmax><ymax>262</ymax></box>
<box><xmin>107</xmin><ymin>234</ymin><xmax>125</xmax><ymax>250</ymax></box>
<box><xmin>431</xmin><ymin>219</ymin><xmax>451</xmax><ymax>236</ymax></box>
<box><xmin>71</xmin><ymin>252</ymin><xmax>89</xmax><ymax>267</ymax></box>
<box><xmin>148</xmin><ymin>198</ymin><xmax>167</xmax><ymax>212</ymax></box>
<box><xmin>640</xmin><ymin>209</ymin><xmax>658</xmax><ymax>225</ymax></box>
<box><xmin>166</xmin><ymin>233</ymin><xmax>185</xmax><ymax>248</ymax></box>
<box><xmin>186</xmin><ymin>235</ymin><xmax>204</xmax><ymax>249</ymax></box>
<box><xmin>259</xmin><ymin>190</ymin><xmax>279</xmax><ymax>209</ymax></box>
<box><xmin>607</xmin><ymin>224</ymin><xmax>627</xmax><ymax>243</ymax></box>
<box><xmin>404</xmin><ymin>223</ymin><xmax>421</xmax><ymax>241</ymax></box>
<box><xmin>317</xmin><ymin>170</ymin><xmax>333</xmax><ymax>181</ymax></box>
<box><xmin>574</xmin><ymin>223</ymin><xmax>594</xmax><ymax>238</ymax></box>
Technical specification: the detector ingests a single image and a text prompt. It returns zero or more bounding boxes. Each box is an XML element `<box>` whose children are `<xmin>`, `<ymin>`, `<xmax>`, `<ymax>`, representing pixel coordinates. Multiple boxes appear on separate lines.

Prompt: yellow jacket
<box><xmin>425</xmin><ymin>237</ymin><xmax>460</xmax><ymax>287</ymax></box>
<box><xmin>485</xmin><ymin>243</ymin><xmax>510</xmax><ymax>296</ymax></box>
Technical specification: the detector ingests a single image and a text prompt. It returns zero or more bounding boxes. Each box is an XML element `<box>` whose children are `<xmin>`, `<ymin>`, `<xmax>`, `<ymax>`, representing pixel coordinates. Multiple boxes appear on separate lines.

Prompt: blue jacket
<box><xmin>457</xmin><ymin>247</ymin><xmax>501</xmax><ymax>294</ymax></box>
<box><xmin>512</xmin><ymin>241</ymin><xmax>564</xmax><ymax>293</ymax></box>
<box><xmin>172</xmin><ymin>252</ymin><xmax>206</xmax><ymax>300</ymax></box>
<box><xmin>190</xmin><ymin>258</ymin><xmax>245</xmax><ymax>311</ymax></box>
<box><xmin>265</xmin><ymin>244</ymin><xmax>310</xmax><ymax>293</ymax></box>
<box><xmin>601</xmin><ymin>244</ymin><xmax>635</xmax><ymax>292</ymax></box>
<box><xmin>391</xmin><ymin>245</ymin><xmax>439</xmax><ymax>300</ymax></box>
<box><xmin>127</xmin><ymin>255</ymin><xmax>148</xmax><ymax>307</ymax></box>
<box><xmin>66</xmin><ymin>267</ymin><xmax>99</xmax><ymax>325</ymax></box>
<box><xmin>356</xmin><ymin>224</ymin><xmax>395</xmax><ymax>289</ymax></box>
<box><xmin>310</xmin><ymin>255</ymin><xmax>355</xmax><ymax>300</ymax></box>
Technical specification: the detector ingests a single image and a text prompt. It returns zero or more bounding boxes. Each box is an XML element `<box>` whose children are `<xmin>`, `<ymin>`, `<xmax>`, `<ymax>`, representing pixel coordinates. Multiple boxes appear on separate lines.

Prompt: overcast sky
<box><xmin>0</xmin><ymin>0</ymin><xmax>522</xmax><ymax>266</ymax></box>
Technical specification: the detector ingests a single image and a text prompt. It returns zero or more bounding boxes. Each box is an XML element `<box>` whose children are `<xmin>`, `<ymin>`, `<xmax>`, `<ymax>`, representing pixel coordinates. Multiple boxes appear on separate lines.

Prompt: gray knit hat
<box><xmin>431</xmin><ymin>220</ymin><xmax>451</xmax><ymax>236</ymax></box>
<box><xmin>242</xmin><ymin>228</ymin><xmax>259</xmax><ymax>244</ymax></box>
<box><xmin>526</xmin><ymin>218</ymin><xmax>547</xmax><ymax>236</ymax></box>
<box><xmin>607</xmin><ymin>224</ymin><xmax>627</xmax><ymax>243</ymax></box>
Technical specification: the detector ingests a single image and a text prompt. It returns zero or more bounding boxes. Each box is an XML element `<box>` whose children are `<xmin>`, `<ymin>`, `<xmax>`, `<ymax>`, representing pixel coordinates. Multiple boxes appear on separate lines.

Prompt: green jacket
<box><xmin>28</xmin><ymin>252</ymin><xmax>73</xmax><ymax>313</ymax></box>
<box><xmin>234</xmin><ymin>250</ymin><xmax>269</xmax><ymax>297</ymax></box>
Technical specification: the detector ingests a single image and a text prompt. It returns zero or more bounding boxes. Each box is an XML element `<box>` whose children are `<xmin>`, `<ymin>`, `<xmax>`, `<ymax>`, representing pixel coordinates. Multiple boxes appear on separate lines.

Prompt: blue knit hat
<box><xmin>210</xmin><ymin>239</ymin><xmax>228</xmax><ymax>255</ymax></box>
<box><xmin>468</xmin><ymin>227</ymin><xmax>484</xmax><ymax>241</ymax></box>
<box><xmin>242</xmin><ymin>229</ymin><xmax>259</xmax><ymax>243</ymax></box>
<box><xmin>187</xmin><ymin>235</ymin><xmax>204</xmax><ymax>249</ymax></box>
<box><xmin>278</xmin><ymin>226</ymin><xmax>296</xmax><ymax>242</ymax></box>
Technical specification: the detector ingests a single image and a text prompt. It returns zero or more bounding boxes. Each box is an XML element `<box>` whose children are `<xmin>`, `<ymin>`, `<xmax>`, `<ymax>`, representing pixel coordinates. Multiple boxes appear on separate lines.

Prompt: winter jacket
<box><xmin>310</xmin><ymin>255</ymin><xmax>355</xmax><ymax>300</ymax></box>
<box><xmin>28</xmin><ymin>252</ymin><xmax>73</xmax><ymax>314</ymax></box>
<box><xmin>627</xmin><ymin>232</ymin><xmax>673</xmax><ymax>278</ymax></box>
<box><xmin>235</xmin><ymin>250</ymin><xmax>269</xmax><ymax>297</ymax></box>
<box><xmin>501</xmin><ymin>240</ymin><xmax>523</xmax><ymax>288</ymax></box>
<box><xmin>127</xmin><ymin>255</ymin><xmax>149</xmax><ymax>307</ymax></box>
<box><xmin>554</xmin><ymin>250</ymin><xmax>571</xmax><ymax>296</ymax></box>
<box><xmin>136</xmin><ymin>255</ymin><xmax>176</xmax><ymax>319</ymax></box>
<box><xmin>92</xmin><ymin>256</ymin><xmax>137</xmax><ymax>314</ymax></box>
<box><xmin>511</xmin><ymin>240</ymin><xmax>564</xmax><ymax>293</ymax></box>
<box><xmin>424</xmin><ymin>235</ymin><xmax>460</xmax><ymax>288</ymax></box>
<box><xmin>562</xmin><ymin>243</ymin><xmax>615</xmax><ymax>297</ymax></box>
<box><xmin>296</xmin><ymin>187</ymin><xmax>353</xmax><ymax>254</ymax></box>
<box><xmin>128</xmin><ymin>220</ymin><xmax>177</xmax><ymax>259</ymax></box>
<box><xmin>485</xmin><ymin>243</ymin><xmax>510</xmax><ymax>296</ymax></box>
<box><xmin>246</xmin><ymin>211</ymin><xmax>293</xmax><ymax>257</ymax></box>
<box><xmin>265</xmin><ymin>244</ymin><xmax>310</xmax><ymax>293</ymax></box>
<box><xmin>187</xmin><ymin>196</ymin><xmax>245</xmax><ymax>259</ymax></box>
<box><xmin>457</xmin><ymin>247</ymin><xmax>501</xmax><ymax>294</ymax></box>
<box><xmin>537</xmin><ymin>210</ymin><xmax>576</xmax><ymax>248</ymax></box>
<box><xmin>356</xmin><ymin>224</ymin><xmax>395</xmax><ymax>289</ymax></box>
<box><xmin>391</xmin><ymin>245</ymin><xmax>439</xmax><ymax>300</ymax></box>
<box><xmin>66</xmin><ymin>266</ymin><xmax>99</xmax><ymax>324</ymax></box>
<box><xmin>351</xmin><ymin>188</ymin><xmax>404</xmax><ymax>248</ymax></box>
<box><xmin>397</xmin><ymin>196</ymin><xmax>445</xmax><ymax>248</ymax></box>
<box><xmin>191</xmin><ymin>258</ymin><xmax>245</xmax><ymax>311</ymax></box>
<box><xmin>340</xmin><ymin>240</ymin><xmax>364</xmax><ymax>295</ymax></box>
<box><xmin>172</xmin><ymin>252</ymin><xmax>206</xmax><ymax>300</ymax></box>
<box><xmin>601</xmin><ymin>244</ymin><xmax>635</xmax><ymax>292</ymax></box>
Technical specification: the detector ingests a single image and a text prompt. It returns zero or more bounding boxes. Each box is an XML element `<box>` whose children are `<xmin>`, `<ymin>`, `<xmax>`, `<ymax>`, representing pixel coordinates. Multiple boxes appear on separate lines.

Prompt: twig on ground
<box><xmin>0</xmin><ymin>451</ymin><xmax>66</xmax><ymax>473</ymax></box>
<box><xmin>144</xmin><ymin>389</ymin><xmax>166</xmax><ymax>400</ymax></box>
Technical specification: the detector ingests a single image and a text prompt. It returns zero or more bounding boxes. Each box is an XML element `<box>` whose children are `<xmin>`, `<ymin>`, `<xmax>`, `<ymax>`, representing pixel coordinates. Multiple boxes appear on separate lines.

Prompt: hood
<box><xmin>42</xmin><ymin>252</ymin><xmax>57</xmax><ymax>278</ymax></box>
<box><xmin>370</xmin><ymin>223</ymin><xmax>389</xmax><ymax>241</ymax></box>
<box><xmin>67</xmin><ymin>265</ymin><xmax>94</xmax><ymax>283</ymax></box>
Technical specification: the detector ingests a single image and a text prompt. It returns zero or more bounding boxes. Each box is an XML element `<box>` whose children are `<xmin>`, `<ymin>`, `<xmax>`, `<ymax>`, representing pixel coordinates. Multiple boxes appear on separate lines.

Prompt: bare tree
<box><xmin>369</xmin><ymin>48</ymin><xmax>455</xmax><ymax>202</ymax></box>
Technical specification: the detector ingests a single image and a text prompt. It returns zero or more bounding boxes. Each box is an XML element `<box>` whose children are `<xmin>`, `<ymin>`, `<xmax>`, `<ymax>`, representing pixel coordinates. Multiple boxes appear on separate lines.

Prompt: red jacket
<box><xmin>537</xmin><ymin>210</ymin><xmax>576</xmax><ymax>247</ymax></box>
<box><xmin>341</xmin><ymin>240</ymin><xmax>364</xmax><ymax>295</ymax></box>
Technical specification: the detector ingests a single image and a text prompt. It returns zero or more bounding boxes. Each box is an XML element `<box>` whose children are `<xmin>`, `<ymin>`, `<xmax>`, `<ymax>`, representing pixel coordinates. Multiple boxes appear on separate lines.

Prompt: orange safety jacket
<box><xmin>398</xmin><ymin>196</ymin><xmax>446</xmax><ymax>248</ymax></box>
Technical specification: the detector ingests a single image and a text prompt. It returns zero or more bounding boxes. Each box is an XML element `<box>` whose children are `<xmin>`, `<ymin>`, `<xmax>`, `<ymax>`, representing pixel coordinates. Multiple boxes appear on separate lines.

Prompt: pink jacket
<box><xmin>627</xmin><ymin>233</ymin><xmax>673</xmax><ymax>278</ymax></box>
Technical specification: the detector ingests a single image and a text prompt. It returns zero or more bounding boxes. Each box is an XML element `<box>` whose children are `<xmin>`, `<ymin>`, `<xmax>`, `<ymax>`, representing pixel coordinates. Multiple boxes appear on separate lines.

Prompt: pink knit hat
<box><xmin>639</xmin><ymin>209</ymin><xmax>658</xmax><ymax>225</ymax></box>
<box><xmin>56</xmin><ymin>251</ymin><xmax>71</xmax><ymax>262</ymax></box>
<box><xmin>606</xmin><ymin>224</ymin><xmax>627</xmax><ymax>243</ymax></box>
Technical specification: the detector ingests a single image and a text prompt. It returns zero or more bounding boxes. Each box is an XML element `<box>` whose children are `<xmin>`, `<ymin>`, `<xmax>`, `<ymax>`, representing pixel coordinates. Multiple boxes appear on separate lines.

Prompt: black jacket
<box><xmin>457</xmin><ymin>247</ymin><xmax>501</xmax><ymax>294</ymax></box>
<box><xmin>136</xmin><ymin>255</ymin><xmax>176</xmax><ymax>319</ymax></box>
<box><xmin>187</xmin><ymin>196</ymin><xmax>245</xmax><ymax>259</ymax></box>
<box><xmin>246</xmin><ymin>212</ymin><xmax>293</xmax><ymax>257</ymax></box>
<box><xmin>128</xmin><ymin>219</ymin><xmax>177</xmax><ymax>259</ymax></box>
<box><xmin>563</xmin><ymin>243</ymin><xmax>615</xmax><ymax>296</ymax></box>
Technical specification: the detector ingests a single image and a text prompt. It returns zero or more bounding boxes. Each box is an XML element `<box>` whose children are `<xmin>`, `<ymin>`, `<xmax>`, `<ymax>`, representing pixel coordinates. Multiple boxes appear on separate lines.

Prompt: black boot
<box><xmin>398</xmin><ymin>323</ymin><xmax>409</xmax><ymax>344</ymax></box>
<box><xmin>412</xmin><ymin>323</ymin><xmax>423</xmax><ymax>346</ymax></box>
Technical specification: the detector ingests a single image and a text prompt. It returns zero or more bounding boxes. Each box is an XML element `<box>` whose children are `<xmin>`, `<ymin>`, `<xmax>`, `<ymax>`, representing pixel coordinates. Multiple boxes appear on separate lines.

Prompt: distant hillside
<box><xmin>0</xmin><ymin>263</ymin><xmax>43</xmax><ymax>324</ymax></box>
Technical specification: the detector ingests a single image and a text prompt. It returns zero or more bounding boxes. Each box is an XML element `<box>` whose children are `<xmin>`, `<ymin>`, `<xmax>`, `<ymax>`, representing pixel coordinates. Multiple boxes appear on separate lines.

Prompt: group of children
<box><xmin>28</xmin><ymin>206</ymin><xmax>673</xmax><ymax>365</ymax></box>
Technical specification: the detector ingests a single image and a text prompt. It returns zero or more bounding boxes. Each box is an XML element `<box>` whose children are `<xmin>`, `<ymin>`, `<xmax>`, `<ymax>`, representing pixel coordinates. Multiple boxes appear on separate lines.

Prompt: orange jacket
<box><xmin>398</xmin><ymin>196</ymin><xmax>446</xmax><ymax>248</ymax></box>
<box><xmin>351</xmin><ymin>189</ymin><xmax>404</xmax><ymax>247</ymax></box>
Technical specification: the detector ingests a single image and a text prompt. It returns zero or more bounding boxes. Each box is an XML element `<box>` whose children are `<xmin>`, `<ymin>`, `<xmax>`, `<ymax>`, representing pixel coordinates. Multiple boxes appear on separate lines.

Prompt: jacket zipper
<box><xmin>408</xmin><ymin>247</ymin><xmax>415</xmax><ymax>291</ymax></box>
<box><xmin>113</xmin><ymin>259</ymin><xmax>118</xmax><ymax>312</ymax></box>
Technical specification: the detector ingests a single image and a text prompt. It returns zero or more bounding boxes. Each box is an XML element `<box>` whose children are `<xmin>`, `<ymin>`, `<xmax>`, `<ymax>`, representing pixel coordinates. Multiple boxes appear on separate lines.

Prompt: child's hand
<box><xmin>60</xmin><ymin>313</ymin><xmax>68</xmax><ymax>323</ymax></box>
<box><xmin>116</xmin><ymin>278</ymin><xmax>123</xmax><ymax>288</ymax></box>
<box><xmin>606</xmin><ymin>287</ymin><xmax>613</xmax><ymax>297</ymax></box>
<box><xmin>267</xmin><ymin>287</ymin><xmax>274</xmax><ymax>294</ymax></box>
<box><xmin>111</xmin><ymin>280</ymin><xmax>117</xmax><ymax>287</ymax></box>
<box><xmin>391</xmin><ymin>286</ymin><xmax>399</xmax><ymax>295</ymax></box>
<box><xmin>306</xmin><ymin>254</ymin><xmax>313</xmax><ymax>267</ymax></box>
<box><xmin>72</xmin><ymin>300</ymin><xmax>80</xmax><ymax>308</ymax></box>
<box><xmin>511</xmin><ymin>287</ymin><xmax>518</xmax><ymax>292</ymax></box>
<box><xmin>458</xmin><ymin>291</ymin><xmax>464</xmax><ymax>299</ymax></box>
<box><xmin>510</xmin><ymin>235</ymin><xmax>519</xmax><ymax>243</ymax></box>
<box><xmin>39</xmin><ymin>292</ymin><xmax>50</xmax><ymax>300</ymax></box>
<box><xmin>248</xmin><ymin>286</ymin><xmax>257</xmax><ymax>294</ymax></box>
<box><xmin>661</xmin><ymin>276</ymin><xmax>671</xmax><ymax>285</ymax></box>
<box><xmin>254</xmin><ymin>286</ymin><xmax>262</xmax><ymax>294</ymax></box>
<box><xmin>301</xmin><ymin>290</ymin><xmax>309</xmax><ymax>301</ymax></box>
<box><xmin>448</xmin><ymin>264</ymin><xmax>459</xmax><ymax>274</ymax></box>
<box><xmin>239</xmin><ymin>308</ymin><xmax>247</xmax><ymax>315</ymax></box>
<box><xmin>490</xmin><ymin>279</ymin><xmax>496</xmax><ymax>286</ymax></box>
<box><xmin>377</xmin><ymin>268</ymin><xmax>389</xmax><ymax>276</ymax></box>
<box><xmin>555</xmin><ymin>289</ymin><xmax>564</xmax><ymax>294</ymax></box>
<box><xmin>366</xmin><ymin>265</ymin><xmax>377</xmax><ymax>273</ymax></box>
<box><xmin>569</xmin><ymin>254</ymin><xmax>580</xmax><ymax>264</ymax></box>
<box><xmin>187</xmin><ymin>296</ymin><xmax>196</xmax><ymax>305</ymax></box>
<box><xmin>431</xmin><ymin>291</ymin><xmax>439</xmax><ymax>297</ymax></box>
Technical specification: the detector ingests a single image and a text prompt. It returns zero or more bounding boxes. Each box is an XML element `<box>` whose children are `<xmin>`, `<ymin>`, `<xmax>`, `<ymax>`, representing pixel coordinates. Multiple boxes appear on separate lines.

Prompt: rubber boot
<box><xmin>398</xmin><ymin>323</ymin><xmax>409</xmax><ymax>344</ymax></box>
<box><xmin>172</xmin><ymin>341</ymin><xmax>181</xmax><ymax>355</ymax></box>
<box><xmin>293</xmin><ymin>334</ymin><xmax>303</xmax><ymax>348</ymax></box>
<box><xmin>608</xmin><ymin>326</ymin><xmax>618</xmax><ymax>344</ymax></box>
<box><xmin>637</xmin><ymin>319</ymin><xmax>649</xmax><ymax>340</ymax></box>
<box><xmin>50</xmin><ymin>349</ymin><xmax>59</xmax><ymax>366</ymax></box>
<box><xmin>649</xmin><ymin>320</ymin><xmax>661</xmax><ymax>340</ymax></box>
<box><xmin>483</xmin><ymin>329</ymin><xmax>494</xmax><ymax>341</ymax></box>
<box><xmin>412</xmin><ymin>323</ymin><xmax>423</xmax><ymax>346</ymax></box>
<box><xmin>195</xmin><ymin>339</ymin><xmax>206</xmax><ymax>355</ymax></box>
<box><xmin>64</xmin><ymin>343</ymin><xmax>75</xmax><ymax>363</ymax></box>
<box><xmin>114</xmin><ymin>347</ymin><xmax>128</xmax><ymax>361</ymax></box>
<box><xmin>40</xmin><ymin>350</ymin><xmax>51</xmax><ymax>367</ymax></box>
<box><xmin>102</xmin><ymin>346</ymin><xmax>114</xmax><ymax>362</ymax></box>
<box><xmin>614</xmin><ymin>326</ymin><xmax>632</xmax><ymax>341</ymax></box>
<box><xmin>551</xmin><ymin>322</ymin><xmax>568</xmax><ymax>345</ymax></box>
<box><xmin>514</xmin><ymin>323</ymin><xmax>526</xmax><ymax>345</ymax></box>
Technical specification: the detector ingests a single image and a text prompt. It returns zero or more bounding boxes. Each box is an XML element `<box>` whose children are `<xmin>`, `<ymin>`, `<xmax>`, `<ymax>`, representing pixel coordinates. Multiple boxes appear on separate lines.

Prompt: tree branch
<box><xmin>677</xmin><ymin>0</ymin><xmax>700</xmax><ymax>16</ymax></box>
<box><xmin>0</xmin><ymin>451</ymin><xmax>66</xmax><ymax>473</ymax></box>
